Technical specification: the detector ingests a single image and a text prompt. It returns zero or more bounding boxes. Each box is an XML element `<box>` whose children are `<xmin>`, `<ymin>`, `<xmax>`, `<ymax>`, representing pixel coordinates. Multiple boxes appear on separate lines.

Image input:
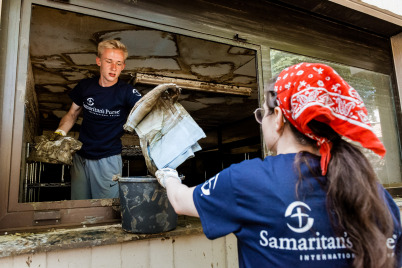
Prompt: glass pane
<box><xmin>270</xmin><ymin>49</ymin><xmax>402</xmax><ymax>187</ymax></box>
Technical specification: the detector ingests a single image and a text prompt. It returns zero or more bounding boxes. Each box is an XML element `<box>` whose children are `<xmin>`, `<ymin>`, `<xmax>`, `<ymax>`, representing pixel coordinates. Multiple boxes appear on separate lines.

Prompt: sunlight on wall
<box><xmin>362</xmin><ymin>0</ymin><xmax>402</xmax><ymax>16</ymax></box>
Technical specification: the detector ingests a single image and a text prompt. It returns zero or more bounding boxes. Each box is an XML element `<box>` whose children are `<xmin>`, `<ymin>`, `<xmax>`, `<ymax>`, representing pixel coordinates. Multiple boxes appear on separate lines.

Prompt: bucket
<box><xmin>118</xmin><ymin>176</ymin><xmax>177</xmax><ymax>234</ymax></box>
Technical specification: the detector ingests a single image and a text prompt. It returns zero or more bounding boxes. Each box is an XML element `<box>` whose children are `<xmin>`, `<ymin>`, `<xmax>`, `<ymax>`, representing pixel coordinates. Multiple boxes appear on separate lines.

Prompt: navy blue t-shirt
<box><xmin>69</xmin><ymin>77</ymin><xmax>141</xmax><ymax>159</ymax></box>
<box><xmin>193</xmin><ymin>153</ymin><xmax>402</xmax><ymax>268</ymax></box>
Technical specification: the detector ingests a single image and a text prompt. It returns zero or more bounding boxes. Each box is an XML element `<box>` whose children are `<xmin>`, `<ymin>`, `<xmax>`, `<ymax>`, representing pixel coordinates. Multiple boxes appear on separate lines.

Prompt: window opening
<box><xmin>20</xmin><ymin>5</ymin><xmax>259</xmax><ymax>202</ymax></box>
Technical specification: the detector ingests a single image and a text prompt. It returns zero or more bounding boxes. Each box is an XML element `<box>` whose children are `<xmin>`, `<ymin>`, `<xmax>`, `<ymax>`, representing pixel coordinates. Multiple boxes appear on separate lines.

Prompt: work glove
<box><xmin>155</xmin><ymin>168</ymin><xmax>182</xmax><ymax>188</ymax></box>
<box><xmin>49</xmin><ymin>129</ymin><xmax>66</xmax><ymax>141</ymax></box>
<box><xmin>28</xmin><ymin>133</ymin><xmax>82</xmax><ymax>165</ymax></box>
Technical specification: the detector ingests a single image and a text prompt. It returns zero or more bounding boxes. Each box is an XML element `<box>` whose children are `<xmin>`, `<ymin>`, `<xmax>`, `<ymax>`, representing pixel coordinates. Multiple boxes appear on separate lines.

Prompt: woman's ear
<box><xmin>274</xmin><ymin>107</ymin><xmax>286</xmax><ymax>132</ymax></box>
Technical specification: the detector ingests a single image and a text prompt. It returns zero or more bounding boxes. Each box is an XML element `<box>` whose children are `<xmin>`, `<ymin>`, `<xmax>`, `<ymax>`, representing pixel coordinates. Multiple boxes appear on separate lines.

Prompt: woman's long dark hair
<box><xmin>264</xmin><ymin>87</ymin><xmax>395</xmax><ymax>268</ymax></box>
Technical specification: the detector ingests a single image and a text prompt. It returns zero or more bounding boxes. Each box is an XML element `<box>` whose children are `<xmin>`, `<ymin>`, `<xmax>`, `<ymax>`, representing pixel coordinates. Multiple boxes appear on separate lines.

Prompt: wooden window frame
<box><xmin>1</xmin><ymin>0</ymin><xmax>400</xmax><ymax>232</ymax></box>
<box><xmin>0</xmin><ymin>0</ymin><xmax>264</xmax><ymax>231</ymax></box>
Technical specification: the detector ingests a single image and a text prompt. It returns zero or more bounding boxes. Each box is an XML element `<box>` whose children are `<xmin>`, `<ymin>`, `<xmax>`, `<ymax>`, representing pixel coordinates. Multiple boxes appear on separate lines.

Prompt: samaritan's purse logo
<box><xmin>285</xmin><ymin>201</ymin><xmax>314</xmax><ymax>233</ymax></box>
<box><xmin>87</xmin><ymin>97</ymin><xmax>94</xmax><ymax>106</ymax></box>
<box><xmin>200</xmin><ymin>174</ymin><xmax>219</xmax><ymax>196</ymax></box>
<box><xmin>83</xmin><ymin>97</ymin><xmax>120</xmax><ymax>117</ymax></box>
<box><xmin>259</xmin><ymin>200</ymin><xmax>355</xmax><ymax>262</ymax></box>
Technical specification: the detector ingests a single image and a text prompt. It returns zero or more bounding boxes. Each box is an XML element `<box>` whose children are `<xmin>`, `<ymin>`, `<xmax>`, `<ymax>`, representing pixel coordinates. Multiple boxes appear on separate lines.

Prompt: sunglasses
<box><xmin>254</xmin><ymin>108</ymin><xmax>265</xmax><ymax>124</ymax></box>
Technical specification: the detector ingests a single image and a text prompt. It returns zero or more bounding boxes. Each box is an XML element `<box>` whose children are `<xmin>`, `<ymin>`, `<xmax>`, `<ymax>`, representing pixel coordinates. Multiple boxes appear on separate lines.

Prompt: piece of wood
<box><xmin>135</xmin><ymin>73</ymin><xmax>252</xmax><ymax>96</ymax></box>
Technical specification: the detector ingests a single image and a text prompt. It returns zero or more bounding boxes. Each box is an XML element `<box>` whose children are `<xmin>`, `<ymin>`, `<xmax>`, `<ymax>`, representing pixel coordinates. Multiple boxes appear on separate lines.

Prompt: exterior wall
<box><xmin>2</xmin><ymin>0</ymin><xmax>398</xmax><ymax>231</ymax></box>
<box><xmin>0</xmin><ymin>233</ymin><xmax>238</xmax><ymax>268</ymax></box>
<box><xmin>0</xmin><ymin>0</ymin><xmax>401</xmax><ymax>267</ymax></box>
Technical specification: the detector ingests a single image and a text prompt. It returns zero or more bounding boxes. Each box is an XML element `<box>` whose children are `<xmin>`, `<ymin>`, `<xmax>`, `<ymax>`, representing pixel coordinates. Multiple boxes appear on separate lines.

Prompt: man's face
<box><xmin>96</xmin><ymin>48</ymin><xmax>126</xmax><ymax>87</ymax></box>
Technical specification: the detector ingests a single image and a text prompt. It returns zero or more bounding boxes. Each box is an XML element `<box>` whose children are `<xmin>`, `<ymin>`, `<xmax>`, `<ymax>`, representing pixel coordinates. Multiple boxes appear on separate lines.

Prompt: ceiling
<box><xmin>28</xmin><ymin>5</ymin><xmax>259</xmax><ymax>138</ymax></box>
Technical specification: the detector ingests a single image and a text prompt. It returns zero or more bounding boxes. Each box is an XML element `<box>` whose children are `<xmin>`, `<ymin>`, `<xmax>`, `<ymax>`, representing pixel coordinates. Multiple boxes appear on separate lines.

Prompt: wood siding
<box><xmin>0</xmin><ymin>234</ymin><xmax>238</xmax><ymax>268</ymax></box>
<box><xmin>392</xmin><ymin>32</ymin><xmax>402</xmax><ymax>111</ymax></box>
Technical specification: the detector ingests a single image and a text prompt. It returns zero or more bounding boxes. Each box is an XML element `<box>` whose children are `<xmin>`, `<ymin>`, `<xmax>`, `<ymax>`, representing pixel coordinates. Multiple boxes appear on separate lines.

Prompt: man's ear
<box><xmin>96</xmin><ymin>57</ymin><xmax>101</xmax><ymax>67</ymax></box>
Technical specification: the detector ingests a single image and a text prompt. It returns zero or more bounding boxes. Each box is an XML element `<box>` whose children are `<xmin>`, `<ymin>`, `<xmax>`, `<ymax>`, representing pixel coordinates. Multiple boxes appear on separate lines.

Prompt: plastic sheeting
<box><xmin>124</xmin><ymin>84</ymin><xmax>206</xmax><ymax>175</ymax></box>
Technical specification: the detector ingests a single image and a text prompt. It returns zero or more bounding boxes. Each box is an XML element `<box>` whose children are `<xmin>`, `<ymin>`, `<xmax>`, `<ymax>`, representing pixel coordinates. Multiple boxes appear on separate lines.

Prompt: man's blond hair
<box><xmin>97</xmin><ymin>40</ymin><xmax>128</xmax><ymax>60</ymax></box>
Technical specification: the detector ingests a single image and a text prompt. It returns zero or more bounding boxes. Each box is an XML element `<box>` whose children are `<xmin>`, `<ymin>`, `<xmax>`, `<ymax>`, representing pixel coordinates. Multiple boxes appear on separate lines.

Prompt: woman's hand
<box><xmin>155</xmin><ymin>168</ymin><xmax>182</xmax><ymax>188</ymax></box>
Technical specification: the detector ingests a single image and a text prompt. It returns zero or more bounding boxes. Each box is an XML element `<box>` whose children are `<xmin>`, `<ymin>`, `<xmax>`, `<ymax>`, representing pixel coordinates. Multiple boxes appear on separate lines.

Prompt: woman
<box><xmin>155</xmin><ymin>63</ymin><xmax>402</xmax><ymax>268</ymax></box>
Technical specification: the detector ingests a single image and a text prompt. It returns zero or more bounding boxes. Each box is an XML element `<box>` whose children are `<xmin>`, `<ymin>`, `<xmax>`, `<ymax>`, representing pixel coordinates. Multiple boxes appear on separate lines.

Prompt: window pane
<box><xmin>270</xmin><ymin>49</ymin><xmax>402</xmax><ymax>187</ymax></box>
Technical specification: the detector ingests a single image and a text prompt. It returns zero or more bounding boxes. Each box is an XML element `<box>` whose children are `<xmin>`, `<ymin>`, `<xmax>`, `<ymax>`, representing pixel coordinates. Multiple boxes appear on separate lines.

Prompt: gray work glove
<box><xmin>155</xmin><ymin>168</ymin><xmax>182</xmax><ymax>188</ymax></box>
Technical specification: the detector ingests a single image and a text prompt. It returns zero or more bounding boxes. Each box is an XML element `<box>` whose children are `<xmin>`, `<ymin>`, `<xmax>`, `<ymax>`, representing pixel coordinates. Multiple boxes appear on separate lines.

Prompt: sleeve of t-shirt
<box><xmin>393</xmin><ymin>224</ymin><xmax>402</xmax><ymax>267</ymax></box>
<box><xmin>68</xmin><ymin>80</ymin><xmax>84</xmax><ymax>106</ymax></box>
<box><xmin>193</xmin><ymin>167</ymin><xmax>241</xmax><ymax>240</ymax></box>
<box><xmin>380</xmin><ymin>187</ymin><xmax>402</xmax><ymax>266</ymax></box>
<box><xmin>383</xmin><ymin>189</ymin><xmax>402</xmax><ymax>266</ymax></box>
<box><xmin>126</xmin><ymin>87</ymin><xmax>142</xmax><ymax>108</ymax></box>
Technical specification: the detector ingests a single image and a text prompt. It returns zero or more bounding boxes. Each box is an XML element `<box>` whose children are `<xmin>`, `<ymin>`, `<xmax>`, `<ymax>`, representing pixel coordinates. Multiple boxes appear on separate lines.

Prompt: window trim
<box><xmin>0</xmin><ymin>0</ymin><xmax>264</xmax><ymax>231</ymax></box>
<box><xmin>1</xmin><ymin>0</ymin><xmax>400</xmax><ymax>231</ymax></box>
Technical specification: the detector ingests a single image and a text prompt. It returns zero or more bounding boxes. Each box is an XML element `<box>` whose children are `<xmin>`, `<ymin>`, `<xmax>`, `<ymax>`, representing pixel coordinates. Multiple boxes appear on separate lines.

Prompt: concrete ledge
<box><xmin>0</xmin><ymin>216</ymin><xmax>202</xmax><ymax>258</ymax></box>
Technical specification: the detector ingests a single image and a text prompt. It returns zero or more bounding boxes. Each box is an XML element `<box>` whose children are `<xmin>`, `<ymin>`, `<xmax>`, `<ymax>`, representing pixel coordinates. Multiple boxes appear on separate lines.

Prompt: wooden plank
<box><xmin>48</xmin><ymin>248</ymin><xmax>92</xmax><ymax>268</ymax></box>
<box><xmin>92</xmin><ymin>244</ymin><xmax>122</xmax><ymax>268</ymax></box>
<box><xmin>135</xmin><ymin>73</ymin><xmax>252</xmax><ymax>96</ymax></box>
<box><xmin>173</xmin><ymin>233</ymin><xmax>216</xmax><ymax>268</ymax></box>
<box><xmin>150</xmin><ymin>238</ymin><xmax>173</xmax><ymax>268</ymax></box>
<box><xmin>391</xmin><ymin>32</ymin><xmax>402</xmax><ymax>111</ymax></box>
<box><xmin>121</xmin><ymin>240</ymin><xmax>150</xmax><ymax>268</ymax></box>
<box><xmin>225</xmin><ymin>234</ymin><xmax>239</xmax><ymax>268</ymax></box>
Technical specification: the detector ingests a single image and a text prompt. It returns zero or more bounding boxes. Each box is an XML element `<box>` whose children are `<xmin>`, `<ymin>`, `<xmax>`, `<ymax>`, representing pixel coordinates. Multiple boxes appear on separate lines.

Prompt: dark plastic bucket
<box><xmin>118</xmin><ymin>176</ymin><xmax>177</xmax><ymax>234</ymax></box>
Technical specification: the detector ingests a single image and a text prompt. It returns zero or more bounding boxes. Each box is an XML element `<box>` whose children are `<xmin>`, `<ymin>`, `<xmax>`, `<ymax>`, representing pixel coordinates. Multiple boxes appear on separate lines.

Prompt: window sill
<box><xmin>0</xmin><ymin>216</ymin><xmax>202</xmax><ymax>258</ymax></box>
<box><xmin>1</xmin><ymin>198</ymin><xmax>401</xmax><ymax>259</ymax></box>
<box><xmin>394</xmin><ymin>197</ymin><xmax>402</xmax><ymax>208</ymax></box>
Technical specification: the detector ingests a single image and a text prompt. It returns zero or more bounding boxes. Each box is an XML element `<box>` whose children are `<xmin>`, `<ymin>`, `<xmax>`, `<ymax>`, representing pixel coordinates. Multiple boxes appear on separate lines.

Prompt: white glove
<box><xmin>153</xmin><ymin>83</ymin><xmax>179</xmax><ymax>91</ymax></box>
<box><xmin>155</xmin><ymin>168</ymin><xmax>182</xmax><ymax>188</ymax></box>
<box><xmin>54</xmin><ymin>129</ymin><xmax>66</xmax><ymax>136</ymax></box>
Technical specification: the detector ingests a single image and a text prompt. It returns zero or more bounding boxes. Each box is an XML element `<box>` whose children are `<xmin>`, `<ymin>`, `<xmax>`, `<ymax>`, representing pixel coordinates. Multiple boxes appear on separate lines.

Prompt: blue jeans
<box><xmin>70</xmin><ymin>154</ymin><xmax>122</xmax><ymax>200</ymax></box>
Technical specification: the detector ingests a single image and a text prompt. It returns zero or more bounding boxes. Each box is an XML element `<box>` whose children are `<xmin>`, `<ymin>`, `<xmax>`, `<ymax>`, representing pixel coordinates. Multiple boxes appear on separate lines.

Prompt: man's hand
<box><xmin>154</xmin><ymin>83</ymin><xmax>181</xmax><ymax>101</ymax></box>
<box><xmin>155</xmin><ymin>168</ymin><xmax>182</xmax><ymax>188</ymax></box>
<box><xmin>153</xmin><ymin>83</ymin><xmax>180</xmax><ymax>92</ymax></box>
<box><xmin>49</xmin><ymin>129</ymin><xmax>66</xmax><ymax>141</ymax></box>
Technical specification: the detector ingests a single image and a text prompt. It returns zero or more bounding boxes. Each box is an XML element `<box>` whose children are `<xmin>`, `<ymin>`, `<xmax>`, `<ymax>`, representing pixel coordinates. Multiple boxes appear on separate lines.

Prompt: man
<box><xmin>54</xmin><ymin>40</ymin><xmax>141</xmax><ymax>199</ymax></box>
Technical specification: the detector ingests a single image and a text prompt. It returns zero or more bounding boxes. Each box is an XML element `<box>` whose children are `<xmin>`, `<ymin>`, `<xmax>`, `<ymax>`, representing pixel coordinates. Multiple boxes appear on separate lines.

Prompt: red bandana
<box><xmin>274</xmin><ymin>62</ymin><xmax>386</xmax><ymax>175</ymax></box>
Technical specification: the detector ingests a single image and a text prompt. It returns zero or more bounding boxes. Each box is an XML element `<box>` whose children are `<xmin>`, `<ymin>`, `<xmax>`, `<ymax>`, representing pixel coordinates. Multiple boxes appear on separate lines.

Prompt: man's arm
<box><xmin>56</xmin><ymin>102</ymin><xmax>82</xmax><ymax>134</ymax></box>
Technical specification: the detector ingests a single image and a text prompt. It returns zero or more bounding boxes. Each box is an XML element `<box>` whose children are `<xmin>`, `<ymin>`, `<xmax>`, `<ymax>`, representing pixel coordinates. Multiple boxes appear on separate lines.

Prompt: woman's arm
<box><xmin>156</xmin><ymin>168</ymin><xmax>199</xmax><ymax>217</ymax></box>
<box><xmin>165</xmin><ymin>180</ymin><xmax>199</xmax><ymax>217</ymax></box>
